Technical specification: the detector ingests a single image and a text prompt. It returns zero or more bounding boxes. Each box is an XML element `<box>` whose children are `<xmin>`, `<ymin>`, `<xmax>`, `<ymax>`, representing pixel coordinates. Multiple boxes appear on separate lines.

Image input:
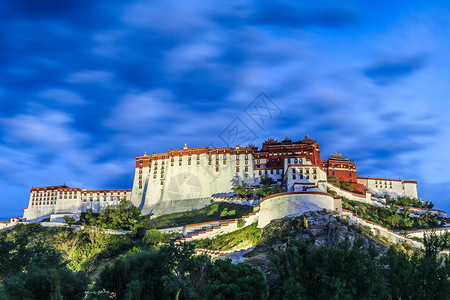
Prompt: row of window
<box><xmin>292</xmin><ymin>174</ymin><xmax>317</xmax><ymax>180</ymax></box>
<box><xmin>287</xmin><ymin>158</ymin><xmax>304</xmax><ymax>164</ymax></box>
<box><xmin>31</xmin><ymin>201</ymin><xmax>56</xmax><ymax>206</ymax></box>
<box><xmin>375</xmin><ymin>184</ymin><xmax>393</xmax><ymax>189</ymax></box>
<box><xmin>140</xmin><ymin>156</ymin><xmax>252</xmax><ymax>169</ymax></box>
<box><xmin>258</xmin><ymin>169</ymin><xmax>282</xmax><ymax>175</ymax></box>
<box><xmin>33</xmin><ymin>191</ymin><xmax>128</xmax><ymax>197</ymax></box>
<box><xmin>83</xmin><ymin>197</ymin><xmax>120</xmax><ymax>201</ymax></box>
<box><xmin>292</xmin><ymin>168</ymin><xmax>316</xmax><ymax>174</ymax></box>
<box><xmin>374</xmin><ymin>181</ymin><xmax>393</xmax><ymax>185</ymax></box>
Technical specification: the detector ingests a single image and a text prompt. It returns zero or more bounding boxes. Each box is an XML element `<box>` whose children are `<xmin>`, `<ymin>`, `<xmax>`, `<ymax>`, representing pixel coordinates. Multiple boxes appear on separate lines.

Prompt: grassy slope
<box><xmin>342</xmin><ymin>198</ymin><xmax>441</xmax><ymax>230</ymax></box>
<box><xmin>191</xmin><ymin>223</ymin><xmax>262</xmax><ymax>251</ymax></box>
<box><xmin>0</xmin><ymin>224</ymin><xmax>141</xmax><ymax>272</ymax></box>
<box><xmin>141</xmin><ymin>202</ymin><xmax>254</xmax><ymax>229</ymax></box>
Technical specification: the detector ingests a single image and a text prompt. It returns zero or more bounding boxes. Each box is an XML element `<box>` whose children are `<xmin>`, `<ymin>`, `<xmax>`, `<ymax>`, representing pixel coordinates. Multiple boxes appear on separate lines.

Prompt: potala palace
<box><xmin>3</xmin><ymin>135</ymin><xmax>447</xmax><ymax>244</ymax></box>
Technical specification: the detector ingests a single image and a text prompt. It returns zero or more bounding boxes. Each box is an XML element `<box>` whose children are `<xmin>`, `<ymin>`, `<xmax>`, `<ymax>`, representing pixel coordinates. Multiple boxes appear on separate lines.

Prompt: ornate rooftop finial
<box><xmin>236</xmin><ymin>142</ymin><xmax>240</xmax><ymax>149</ymax></box>
<box><xmin>144</xmin><ymin>152</ymin><xmax>147</xmax><ymax>156</ymax></box>
<box><xmin>183</xmin><ymin>143</ymin><xmax>188</xmax><ymax>149</ymax></box>
<box><xmin>329</xmin><ymin>152</ymin><xmax>349</xmax><ymax>161</ymax></box>
<box><xmin>283</xmin><ymin>136</ymin><xmax>292</xmax><ymax>143</ymax></box>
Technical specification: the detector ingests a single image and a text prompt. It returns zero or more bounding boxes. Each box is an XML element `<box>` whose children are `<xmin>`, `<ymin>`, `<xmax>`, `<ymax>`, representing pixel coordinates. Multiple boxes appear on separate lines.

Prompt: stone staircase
<box><xmin>175</xmin><ymin>208</ymin><xmax>260</xmax><ymax>244</ymax></box>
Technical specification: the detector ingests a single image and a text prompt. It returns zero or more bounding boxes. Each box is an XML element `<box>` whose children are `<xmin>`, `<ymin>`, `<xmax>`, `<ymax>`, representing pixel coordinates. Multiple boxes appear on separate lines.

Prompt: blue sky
<box><xmin>1</xmin><ymin>0</ymin><xmax>450</xmax><ymax>219</ymax></box>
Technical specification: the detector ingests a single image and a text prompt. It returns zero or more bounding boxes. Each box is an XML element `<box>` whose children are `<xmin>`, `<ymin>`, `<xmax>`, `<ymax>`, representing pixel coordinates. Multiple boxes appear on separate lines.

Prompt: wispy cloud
<box><xmin>364</xmin><ymin>55</ymin><xmax>426</xmax><ymax>85</ymax></box>
<box><xmin>0</xmin><ymin>0</ymin><xmax>449</xmax><ymax>217</ymax></box>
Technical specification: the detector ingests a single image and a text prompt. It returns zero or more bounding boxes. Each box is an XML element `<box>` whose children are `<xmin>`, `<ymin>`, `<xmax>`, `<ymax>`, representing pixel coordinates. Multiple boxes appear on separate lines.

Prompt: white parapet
<box><xmin>257</xmin><ymin>191</ymin><xmax>341</xmax><ymax>228</ymax></box>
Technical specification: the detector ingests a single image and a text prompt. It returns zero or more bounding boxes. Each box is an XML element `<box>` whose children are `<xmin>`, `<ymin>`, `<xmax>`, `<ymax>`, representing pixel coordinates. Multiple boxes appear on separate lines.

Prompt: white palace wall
<box><xmin>131</xmin><ymin>152</ymin><xmax>256</xmax><ymax>216</ymax></box>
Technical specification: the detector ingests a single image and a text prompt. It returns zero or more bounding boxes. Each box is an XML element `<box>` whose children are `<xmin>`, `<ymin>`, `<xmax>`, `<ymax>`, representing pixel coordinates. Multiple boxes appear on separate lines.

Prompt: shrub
<box><xmin>220</xmin><ymin>208</ymin><xmax>236</xmax><ymax>218</ymax></box>
<box><xmin>63</xmin><ymin>215</ymin><xmax>76</xmax><ymax>227</ymax></box>
<box><xmin>97</xmin><ymin>199</ymin><xmax>141</xmax><ymax>230</ymax></box>
<box><xmin>340</xmin><ymin>180</ymin><xmax>354</xmax><ymax>192</ymax></box>
<box><xmin>237</xmin><ymin>219</ymin><xmax>245</xmax><ymax>228</ymax></box>
<box><xmin>143</xmin><ymin>229</ymin><xmax>165</xmax><ymax>246</ymax></box>
<box><xmin>328</xmin><ymin>176</ymin><xmax>340</xmax><ymax>187</ymax></box>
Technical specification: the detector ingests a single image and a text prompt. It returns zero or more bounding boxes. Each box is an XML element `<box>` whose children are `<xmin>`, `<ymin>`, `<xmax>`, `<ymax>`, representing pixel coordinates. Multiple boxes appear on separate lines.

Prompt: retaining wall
<box><xmin>176</xmin><ymin>210</ymin><xmax>260</xmax><ymax>243</ymax></box>
<box><xmin>405</xmin><ymin>227</ymin><xmax>450</xmax><ymax>238</ymax></box>
<box><xmin>327</xmin><ymin>183</ymin><xmax>372</xmax><ymax>204</ymax></box>
<box><xmin>341</xmin><ymin>209</ymin><xmax>424</xmax><ymax>248</ymax></box>
<box><xmin>257</xmin><ymin>191</ymin><xmax>340</xmax><ymax>228</ymax></box>
<box><xmin>211</xmin><ymin>196</ymin><xmax>261</xmax><ymax>206</ymax></box>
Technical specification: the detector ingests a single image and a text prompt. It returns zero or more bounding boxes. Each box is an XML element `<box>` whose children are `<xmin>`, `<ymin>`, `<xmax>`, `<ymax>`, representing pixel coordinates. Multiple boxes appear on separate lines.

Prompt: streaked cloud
<box><xmin>0</xmin><ymin>0</ymin><xmax>449</xmax><ymax>218</ymax></box>
<box><xmin>364</xmin><ymin>56</ymin><xmax>426</xmax><ymax>85</ymax></box>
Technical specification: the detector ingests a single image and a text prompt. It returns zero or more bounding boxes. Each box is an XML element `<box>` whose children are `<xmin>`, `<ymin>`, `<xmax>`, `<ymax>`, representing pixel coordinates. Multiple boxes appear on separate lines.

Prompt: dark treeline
<box><xmin>269</xmin><ymin>236</ymin><xmax>450</xmax><ymax>299</ymax></box>
<box><xmin>1</xmin><ymin>224</ymin><xmax>450</xmax><ymax>299</ymax></box>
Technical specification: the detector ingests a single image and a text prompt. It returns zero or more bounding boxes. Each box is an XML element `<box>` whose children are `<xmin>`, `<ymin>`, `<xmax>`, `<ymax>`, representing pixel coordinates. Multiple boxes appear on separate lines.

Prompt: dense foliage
<box><xmin>96</xmin><ymin>199</ymin><xmax>141</xmax><ymax>230</ymax></box>
<box><xmin>269</xmin><ymin>237</ymin><xmax>450</xmax><ymax>299</ymax></box>
<box><xmin>89</xmin><ymin>244</ymin><xmax>268</xmax><ymax>300</ymax></box>
<box><xmin>0</xmin><ymin>224</ymin><xmax>89</xmax><ymax>299</ymax></box>
<box><xmin>328</xmin><ymin>176</ymin><xmax>354</xmax><ymax>192</ymax></box>
<box><xmin>232</xmin><ymin>175</ymin><xmax>284</xmax><ymax>198</ymax></box>
<box><xmin>140</xmin><ymin>202</ymin><xmax>254</xmax><ymax>229</ymax></box>
<box><xmin>383</xmin><ymin>194</ymin><xmax>434</xmax><ymax>209</ymax></box>
<box><xmin>191</xmin><ymin>223</ymin><xmax>262</xmax><ymax>251</ymax></box>
<box><xmin>1</xmin><ymin>213</ymin><xmax>450</xmax><ymax>299</ymax></box>
<box><xmin>342</xmin><ymin>197</ymin><xmax>441</xmax><ymax>230</ymax></box>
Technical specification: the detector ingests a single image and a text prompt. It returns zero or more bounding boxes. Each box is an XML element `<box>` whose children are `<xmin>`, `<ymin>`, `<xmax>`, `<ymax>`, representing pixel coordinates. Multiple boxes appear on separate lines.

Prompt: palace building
<box><xmin>23</xmin><ymin>185</ymin><xmax>131</xmax><ymax>222</ymax></box>
<box><xmin>131</xmin><ymin>135</ymin><xmax>418</xmax><ymax>217</ymax></box>
<box><xmin>22</xmin><ymin>135</ymin><xmax>418</xmax><ymax>222</ymax></box>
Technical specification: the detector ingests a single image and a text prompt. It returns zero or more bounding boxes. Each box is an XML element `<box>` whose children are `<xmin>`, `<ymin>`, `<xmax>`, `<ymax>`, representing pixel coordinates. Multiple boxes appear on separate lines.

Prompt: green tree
<box><xmin>231</xmin><ymin>181</ymin><xmax>252</xmax><ymax>197</ymax></box>
<box><xmin>142</xmin><ymin>229</ymin><xmax>165</xmax><ymax>246</ymax></box>
<box><xmin>328</xmin><ymin>176</ymin><xmax>340</xmax><ymax>187</ymax></box>
<box><xmin>97</xmin><ymin>199</ymin><xmax>141</xmax><ymax>230</ymax></box>
<box><xmin>220</xmin><ymin>208</ymin><xmax>236</xmax><ymax>218</ymax></box>
<box><xmin>381</xmin><ymin>248</ymin><xmax>414</xmax><ymax>299</ymax></box>
<box><xmin>63</xmin><ymin>215</ymin><xmax>76</xmax><ymax>228</ymax></box>
<box><xmin>205</xmin><ymin>259</ymin><xmax>268</xmax><ymax>300</ymax></box>
<box><xmin>2</xmin><ymin>266</ymin><xmax>88</xmax><ymax>300</ymax></box>
<box><xmin>79</xmin><ymin>209</ymin><xmax>98</xmax><ymax>226</ymax></box>
<box><xmin>91</xmin><ymin>244</ymin><xmax>268</xmax><ymax>300</ymax></box>
<box><xmin>259</xmin><ymin>174</ymin><xmax>276</xmax><ymax>186</ymax></box>
<box><xmin>340</xmin><ymin>181</ymin><xmax>354</xmax><ymax>192</ymax></box>
<box><xmin>270</xmin><ymin>238</ymin><xmax>388</xmax><ymax>299</ymax></box>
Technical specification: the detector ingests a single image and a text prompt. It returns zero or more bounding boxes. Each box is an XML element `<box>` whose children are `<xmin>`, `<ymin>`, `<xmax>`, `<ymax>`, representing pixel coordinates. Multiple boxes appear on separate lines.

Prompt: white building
<box><xmin>131</xmin><ymin>144</ymin><xmax>256</xmax><ymax>216</ymax></box>
<box><xmin>23</xmin><ymin>185</ymin><xmax>132</xmax><ymax>222</ymax></box>
<box><xmin>357</xmin><ymin>177</ymin><xmax>418</xmax><ymax>199</ymax></box>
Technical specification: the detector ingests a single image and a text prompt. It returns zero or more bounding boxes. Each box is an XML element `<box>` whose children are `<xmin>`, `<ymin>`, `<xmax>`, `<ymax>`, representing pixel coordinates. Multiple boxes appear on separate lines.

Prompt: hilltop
<box><xmin>1</xmin><ymin>197</ymin><xmax>449</xmax><ymax>299</ymax></box>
